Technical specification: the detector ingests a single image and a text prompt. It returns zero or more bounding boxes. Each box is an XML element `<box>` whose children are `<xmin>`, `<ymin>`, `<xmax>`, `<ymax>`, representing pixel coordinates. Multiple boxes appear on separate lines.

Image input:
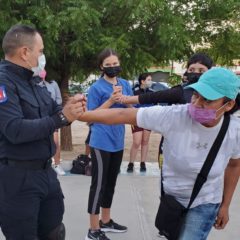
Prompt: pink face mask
<box><xmin>39</xmin><ymin>69</ymin><xmax>47</xmax><ymax>80</ymax></box>
<box><xmin>188</xmin><ymin>103</ymin><xmax>227</xmax><ymax>124</ymax></box>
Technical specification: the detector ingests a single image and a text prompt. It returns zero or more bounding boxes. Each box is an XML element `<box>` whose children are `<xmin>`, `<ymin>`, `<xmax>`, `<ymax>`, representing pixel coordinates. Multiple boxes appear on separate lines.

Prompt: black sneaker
<box><xmin>127</xmin><ymin>162</ymin><xmax>134</xmax><ymax>173</ymax></box>
<box><xmin>100</xmin><ymin>219</ymin><xmax>127</xmax><ymax>233</ymax></box>
<box><xmin>85</xmin><ymin>229</ymin><xmax>110</xmax><ymax>240</ymax></box>
<box><xmin>140</xmin><ymin>162</ymin><xmax>147</xmax><ymax>172</ymax></box>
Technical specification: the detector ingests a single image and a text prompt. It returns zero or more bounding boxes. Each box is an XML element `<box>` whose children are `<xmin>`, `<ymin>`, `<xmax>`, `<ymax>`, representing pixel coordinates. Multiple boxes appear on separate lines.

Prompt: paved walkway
<box><xmin>61</xmin><ymin>162</ymin><xmax>240</xmax><ymax>240</ymax></box>
<box><xmin>1</xmin><ymin>162</ymin><xmax>239</xmax><ymax>240</ymax></box>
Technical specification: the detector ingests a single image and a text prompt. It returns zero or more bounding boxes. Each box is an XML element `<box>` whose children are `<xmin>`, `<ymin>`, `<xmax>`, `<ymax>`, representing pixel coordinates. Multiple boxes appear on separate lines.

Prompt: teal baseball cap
<box><xmin>185</xmin><ymin>67</ymin><xmax>240</xmax><ymax>100</ymax></box>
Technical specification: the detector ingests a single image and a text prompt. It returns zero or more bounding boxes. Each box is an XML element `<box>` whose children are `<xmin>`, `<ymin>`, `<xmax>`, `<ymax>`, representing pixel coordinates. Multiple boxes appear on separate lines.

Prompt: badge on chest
<box><xmin>0</xmin><ymin>85</ymin><xmax>8</xmax><ymax>103</ymax></box>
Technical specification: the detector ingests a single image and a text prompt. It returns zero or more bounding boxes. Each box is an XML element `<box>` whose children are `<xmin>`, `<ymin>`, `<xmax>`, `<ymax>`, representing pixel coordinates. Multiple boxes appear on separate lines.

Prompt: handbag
<box><xmin>155</xmin><ymin>194</ymin><xmax>187</xmax><ymax>240</ymax></box>
<box><xmin>70</xmin><ymin>154</ymin><xmax>91</xmax><ymax>175</ymax></box>
<box><xmin>155</xmin><ymin>115</ymin><xmax>230</xmax><ymax>240</ymax></box>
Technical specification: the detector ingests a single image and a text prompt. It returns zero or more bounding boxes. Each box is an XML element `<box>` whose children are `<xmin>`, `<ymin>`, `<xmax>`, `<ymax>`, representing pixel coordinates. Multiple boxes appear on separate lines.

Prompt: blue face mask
<box><xmin>145</xmin><ymin>80</ymin><xmax>152</xmax><ymax>88</ymax></box>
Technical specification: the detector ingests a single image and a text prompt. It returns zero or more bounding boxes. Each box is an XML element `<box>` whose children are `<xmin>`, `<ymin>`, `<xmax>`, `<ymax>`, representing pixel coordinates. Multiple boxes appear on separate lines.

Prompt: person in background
<box><xmin>77</xmin><ymin>67</ymin><xmax>240</xmax><ymax>240</ymax></box>
<box><xmin>75</xmin><ymin>124</ymin><xmax>91</xmax><ymax>160</ymax></box>
<box><xmin>73</xmin><ymin>87</ymin><xmax>92</xmax><ymax>163</ymax></box>
<box><xmin>85</xmin><ymin>48</ymin><xmax>132</xmax><ymax>240</ymax></box>
<box><xmin>84</xmin><ymin>124</ymin><xmax>92</xmax><ymax>157</ymax></box>
<box><xmin>127</xmin><ymin>73</ymin><xmax>153</xmax><ymax>173</ymax></box>
<box><xmin>39</xmin><ymin>69</ymin><xmax>66</xmax><ymax>175</ymax></box>
<box><xmin>120</xmin><ymin>53</ymin><xmax>213</xmax><ymax>106</ymax></box>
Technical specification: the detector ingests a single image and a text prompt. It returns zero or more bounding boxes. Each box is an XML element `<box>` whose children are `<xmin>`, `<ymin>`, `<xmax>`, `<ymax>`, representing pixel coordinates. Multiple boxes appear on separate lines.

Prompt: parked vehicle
<box><xmin>151</xmin><ymin>81</ymin><xmax>169</xmax><ymax>91</ymax></box>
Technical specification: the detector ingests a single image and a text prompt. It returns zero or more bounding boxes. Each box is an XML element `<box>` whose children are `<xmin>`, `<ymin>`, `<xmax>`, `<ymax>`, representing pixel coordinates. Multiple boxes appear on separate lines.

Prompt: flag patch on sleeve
<box><xmin>0</xmin><ymin>85</ymin><xmax>8</xmax><ymax>103</ymax></box>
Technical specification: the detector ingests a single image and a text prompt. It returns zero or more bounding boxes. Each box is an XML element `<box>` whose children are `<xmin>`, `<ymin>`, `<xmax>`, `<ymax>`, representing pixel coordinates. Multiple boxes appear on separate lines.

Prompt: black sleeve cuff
<box><xmin>52</xmin><ymin>112</ymin><xmax>70</xmax><ymax>129</ymax></box>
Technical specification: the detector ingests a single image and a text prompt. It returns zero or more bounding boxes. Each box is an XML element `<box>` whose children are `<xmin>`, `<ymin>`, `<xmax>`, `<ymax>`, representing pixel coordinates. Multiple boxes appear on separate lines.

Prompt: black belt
<box><xmin>0</xmin><ymin>158</ymin><xmax>52</xmax><ymax>170</ymax></box>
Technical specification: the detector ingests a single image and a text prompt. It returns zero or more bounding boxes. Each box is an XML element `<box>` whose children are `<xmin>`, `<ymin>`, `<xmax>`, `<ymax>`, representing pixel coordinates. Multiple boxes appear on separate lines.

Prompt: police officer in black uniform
<box><xmin>0</xmin><ymin>25</ymin><xmax>84</xmax><ymax>239</ymax></box>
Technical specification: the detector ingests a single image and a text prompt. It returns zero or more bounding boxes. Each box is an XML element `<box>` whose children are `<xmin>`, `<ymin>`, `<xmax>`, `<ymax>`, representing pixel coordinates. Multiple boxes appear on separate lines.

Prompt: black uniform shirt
<box><xmin>133</xmin><ymin>86</ymin><xmax>153</xmax><ymax>96</ymax></box>
<box><xmin>0</xmin><ymin>60</ymin><xmax>64</xmax><ymax>161</ymax></box>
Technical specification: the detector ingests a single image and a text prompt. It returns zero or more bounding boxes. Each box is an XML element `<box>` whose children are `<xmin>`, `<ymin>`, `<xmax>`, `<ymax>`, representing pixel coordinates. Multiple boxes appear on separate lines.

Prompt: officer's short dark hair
<box><xmin>187</xmin><ymin>53</ymin><xmax>214</xmax><ymax>70</ymax></box>
<box><xmin>2</xmin><ymin>24</ymin><xmax>40</xmax><ymax>56</ymax></box>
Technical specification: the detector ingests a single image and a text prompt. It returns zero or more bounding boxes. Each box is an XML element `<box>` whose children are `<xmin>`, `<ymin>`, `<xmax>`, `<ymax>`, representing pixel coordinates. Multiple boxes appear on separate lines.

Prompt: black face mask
<box><xmin>103</xmin><ymin>66</ymin><xmax>121</xmax><ymax>78</ymax></box>
<box><xmin>185</xmin><ymin>72</ymin><xmax>202</xmax><ymax>85</ymax></box>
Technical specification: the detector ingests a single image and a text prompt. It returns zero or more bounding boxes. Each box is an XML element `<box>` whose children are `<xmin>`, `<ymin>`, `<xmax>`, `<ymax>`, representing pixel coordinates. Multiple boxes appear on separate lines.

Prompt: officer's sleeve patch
<box><xmin>0</xmin><ymin>85</ymin><xmax>8</xmax><ymax>103</ymax></box>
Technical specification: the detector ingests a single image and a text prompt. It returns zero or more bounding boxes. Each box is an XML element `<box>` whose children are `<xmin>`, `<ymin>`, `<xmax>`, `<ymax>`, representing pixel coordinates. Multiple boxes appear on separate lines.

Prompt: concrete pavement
<box><xmin>0</xmin><ymin>162</ymin><xmax>239</xmax><ymax>239</ymax></box>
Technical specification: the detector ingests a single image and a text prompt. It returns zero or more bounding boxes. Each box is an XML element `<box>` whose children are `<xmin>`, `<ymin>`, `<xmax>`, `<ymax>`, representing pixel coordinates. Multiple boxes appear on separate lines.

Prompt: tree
<box><xmin>0</xmin><ymin>0</ymin><xmax>239</xmax><ymax>149</ymax></box>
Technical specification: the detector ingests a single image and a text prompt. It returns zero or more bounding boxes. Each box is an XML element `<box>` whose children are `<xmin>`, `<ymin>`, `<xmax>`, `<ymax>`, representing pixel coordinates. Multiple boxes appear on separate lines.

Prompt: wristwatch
<box><xmin>58</xmin><ymin>111</ymin><xmax>70</xmax><ymax>126</ymax></box>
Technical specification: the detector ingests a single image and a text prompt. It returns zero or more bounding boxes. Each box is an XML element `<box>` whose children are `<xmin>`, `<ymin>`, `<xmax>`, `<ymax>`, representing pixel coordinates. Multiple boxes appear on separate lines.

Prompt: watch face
<box><xmin>60</xmin><ymin>113</ymin><xmax>65</xmax><ymax>120</ymax></box>
<box><xmin>59</xmin><ymin>112</ymin><xmax>69</xmax><ymax>125</ymax></box>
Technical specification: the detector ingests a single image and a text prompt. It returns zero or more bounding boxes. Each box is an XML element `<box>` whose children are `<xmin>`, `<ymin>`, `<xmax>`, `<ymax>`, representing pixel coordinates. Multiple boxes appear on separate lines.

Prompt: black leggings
<box><xmin>88</xmin><ymin>148</ymin><xmax>123</xmax><ymax>214</ymax></box>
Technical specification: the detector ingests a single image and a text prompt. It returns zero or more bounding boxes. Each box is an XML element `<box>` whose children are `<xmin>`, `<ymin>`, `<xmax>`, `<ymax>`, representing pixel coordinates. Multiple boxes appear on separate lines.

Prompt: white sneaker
<box><xmin>158</xmin><ymin>233</ymin><xmax>166</xmax><ymax>238</ymax></box>
<box><xmin>51</xmin><ymin>158</ymin><xmax>63</xmax><ymax>165</ymax></box>
<box><xmin>53</xmin><ymin>164</ymin><xmax>66</xmax><ymax>176</ymax></box>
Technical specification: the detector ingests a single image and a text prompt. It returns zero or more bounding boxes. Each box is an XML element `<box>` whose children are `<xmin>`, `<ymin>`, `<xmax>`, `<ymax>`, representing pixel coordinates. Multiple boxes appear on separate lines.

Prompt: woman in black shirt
<box><xmin>122</xmin><ymin>53</ymin><xmax>213</xmax><ymax>106</ymax></box>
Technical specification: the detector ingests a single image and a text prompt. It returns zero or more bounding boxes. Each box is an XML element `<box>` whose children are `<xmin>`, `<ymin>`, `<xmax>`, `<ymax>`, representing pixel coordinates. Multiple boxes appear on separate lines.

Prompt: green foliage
<box><xmin>0</xmin><ymin>0</ymin><xmax>239</xmax><ymax>88</ymax></box>
<box><xmin>168</xmin><ymin>73</ymin><xmax>182</xmax><ymax>87</ymax></box>
<box><xmin>1</xmin><ymin>0</ymin><xmax>239</xmax><ymax>148</ymax></box>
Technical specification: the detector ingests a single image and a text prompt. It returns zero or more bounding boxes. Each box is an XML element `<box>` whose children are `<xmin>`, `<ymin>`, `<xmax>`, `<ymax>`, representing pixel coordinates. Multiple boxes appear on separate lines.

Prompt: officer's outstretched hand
<box><xmin>62</xmin><ymin>94</ymin><xmax>86</xmax><ymax>122</ymax></box>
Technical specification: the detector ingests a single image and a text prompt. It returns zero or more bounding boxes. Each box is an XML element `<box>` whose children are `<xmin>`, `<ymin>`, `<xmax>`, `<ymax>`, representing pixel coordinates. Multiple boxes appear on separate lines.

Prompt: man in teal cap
<box><xmin>75</xmin><ymin>67</ymin><xmax>240</xmax><ymax>239</ymax></box>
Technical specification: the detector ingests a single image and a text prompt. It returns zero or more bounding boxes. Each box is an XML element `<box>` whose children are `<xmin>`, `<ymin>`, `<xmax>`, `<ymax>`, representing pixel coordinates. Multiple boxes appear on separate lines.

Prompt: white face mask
<box><xmin>32</xmin><ymin>54</ymin><xmax>46</xmax><ymax>76</ymax></box>
<box><xmin>145</xmin><ymin>80</ymin><xmax>152</xmax><ymax>88</ymax></box>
